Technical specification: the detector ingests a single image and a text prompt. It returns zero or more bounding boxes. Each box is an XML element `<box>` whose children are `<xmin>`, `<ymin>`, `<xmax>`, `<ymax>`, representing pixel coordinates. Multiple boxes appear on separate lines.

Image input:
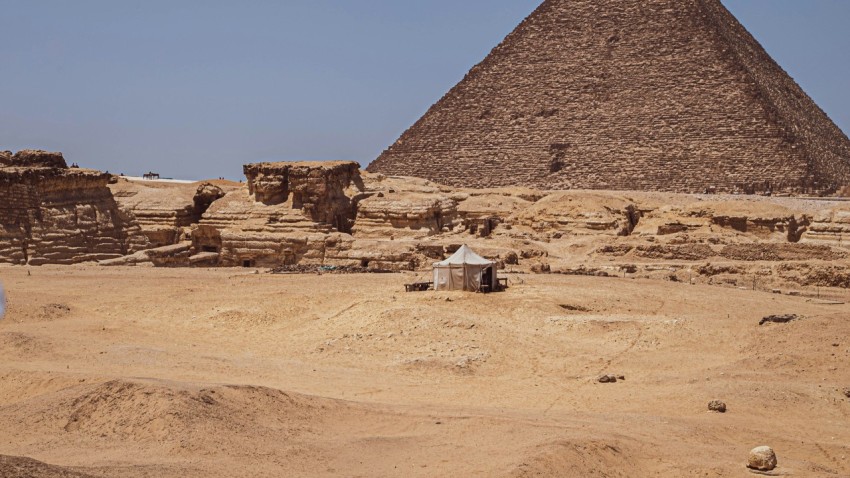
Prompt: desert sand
<box><xmin>1</xmin><ymin>264</ymin><xmax>848</xmax><ymax>477</ymax></box>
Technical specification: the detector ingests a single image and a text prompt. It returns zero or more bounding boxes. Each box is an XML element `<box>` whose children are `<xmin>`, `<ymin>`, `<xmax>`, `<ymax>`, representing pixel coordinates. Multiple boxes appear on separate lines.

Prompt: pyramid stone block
<box><xmin>368</xmin><ymin>0</ymin><xmax>850</xmax><ymax>195</ymax></box>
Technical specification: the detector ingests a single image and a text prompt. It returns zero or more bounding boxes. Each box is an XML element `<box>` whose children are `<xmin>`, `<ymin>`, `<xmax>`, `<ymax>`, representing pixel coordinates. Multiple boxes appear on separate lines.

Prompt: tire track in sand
<box><xmin>814</xmin><ymin>443</ymin><xmax>846</xmax><ymax>473</ymax></box>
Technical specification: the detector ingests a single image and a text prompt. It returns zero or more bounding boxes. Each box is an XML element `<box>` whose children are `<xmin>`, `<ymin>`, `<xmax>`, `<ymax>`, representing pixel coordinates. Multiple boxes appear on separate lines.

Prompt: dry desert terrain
<box><xmin>1</xmin><ymin>265</ymin><xmax>848</xmax><ymax>477</ymax></box>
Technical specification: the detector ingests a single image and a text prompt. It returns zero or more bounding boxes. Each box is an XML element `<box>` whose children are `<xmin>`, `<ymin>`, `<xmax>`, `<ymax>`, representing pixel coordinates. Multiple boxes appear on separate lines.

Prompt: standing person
<box><xmin>0</xmin><ymin>282</ymin><xmax>5</xmax><ymax>320</ymax></box>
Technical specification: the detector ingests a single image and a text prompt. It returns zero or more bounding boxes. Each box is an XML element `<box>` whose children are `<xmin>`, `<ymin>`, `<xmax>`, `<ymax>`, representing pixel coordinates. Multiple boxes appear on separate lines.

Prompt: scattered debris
<box><xmin>38</xmin><ymin>303</ymin><xmax>71</xmax><ymax>320</ymax></box>
<box><xmin>597</xmin><ymin>375</ymin><xmax>623</xmax><ymax>383</ymax></box>
<box><xmin>759</xmin><ymin>314</ymin><xmax>802</xmax><ymax>326</ymax></box>
<box><xmin>708</xmin><ymin>400</ymin><xmax>727</xmax><ymax>413</ymax></box>
<box><xmin>747</xmin><ymin>446</ymin><xmax>777</xmax><ymax>472</ymax></box>
<box><xmin>557</xmin><ymin>266</ymin><xmax>612</xmax><ymax>277</ymax></box>
<box><xmin>560</xmin><ymin>304</ymin><xmax>591</xmax><ymax>312</ymax></box>
<box><xmin>269</xmin><ymin>265</ymin><xmax>395</xmax><ymax>275</ymax></box>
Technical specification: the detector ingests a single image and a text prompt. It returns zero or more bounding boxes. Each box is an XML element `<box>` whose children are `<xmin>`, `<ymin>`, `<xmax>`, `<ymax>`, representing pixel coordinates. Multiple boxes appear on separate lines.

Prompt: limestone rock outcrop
<box><xmin>66</xmin><ymin>158</ymin><xmax>850</xmax><ymax>292</ymax></box>
<box><xmin>801</xmin><ymin>206</ymin><xmax>850</xmax><ymax>247</ymax></box>
<box><xmin>634</xmin><ymin>201</ymin><xmax>809</xmax><ymax>242</ymax></box>
<box><xmin>0</xmin><ymin>149</ymin><xmax>68</xmax><ymax>169</ymax></box>
<box><xmin>354</xmin><ymin>194</ymin><xmax>458</xmax><ymax>238</ymax></box>
<box><xmin>191</xmin><ymin>162</ymin><xmax>419</xmax><ymax>269</ymax></box>
<box><xmin>511</xmin><ymin>192</ymin><xmax>640</xmax><ymax>236</ymax></box>
<box><xmin>0</xmin><ymin>151</ymin><xmax>148</xmax><ymax>265</ymax></box>
<box><xmin>243</xmin><ymin>161</ymin><xmax>362</xmax><ymax>233</ymax></box>
<box><xmin>110</xmin><ymin>179</ymin><xmax>233</xmax><ymax>247</ymax></box>
<box><xmin>353</xmin><ymin>176</ymin><xmax>460</xmax><ymax>238</ymax></box>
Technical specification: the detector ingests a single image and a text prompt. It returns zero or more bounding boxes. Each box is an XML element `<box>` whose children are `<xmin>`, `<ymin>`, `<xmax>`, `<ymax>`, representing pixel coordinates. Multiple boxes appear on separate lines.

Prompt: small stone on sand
<box><xmin>747</xmin><ymin>446</ymin><xmax>777</xmax><ymax>472</ymax></box>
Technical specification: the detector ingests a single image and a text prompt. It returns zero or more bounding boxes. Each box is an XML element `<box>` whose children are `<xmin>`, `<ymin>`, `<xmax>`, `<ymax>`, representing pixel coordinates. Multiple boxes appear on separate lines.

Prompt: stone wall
<box><xmin>0</xmin><ymin>151</ymin><xmax>148</xmax><ymax>265</ymax></box>
<box><xmin>368</xmin><ymin>0</ymin><xmax>850</xmax><ymax>195</ymax></box>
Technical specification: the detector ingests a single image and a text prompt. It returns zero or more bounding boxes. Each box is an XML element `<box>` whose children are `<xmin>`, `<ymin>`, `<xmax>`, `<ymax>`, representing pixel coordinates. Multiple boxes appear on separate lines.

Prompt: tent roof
<box><xmin>433</xmin><ymin>245</ymin><xmax>494</xmax><ymax>267</ymax></box>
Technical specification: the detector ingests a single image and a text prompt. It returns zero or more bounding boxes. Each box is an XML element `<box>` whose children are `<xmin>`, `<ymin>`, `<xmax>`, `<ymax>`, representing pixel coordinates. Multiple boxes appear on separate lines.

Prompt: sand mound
<box><xmin>0</xmin><ymin>455</ymin><xmax>96</xmax><ymax>478</ymax></box>
<box><xmin>1</xmin><ymin>379</ymin><xmax>332</xmax><ymax>454</ymax></box>
<box><xmin>0</xmin><ymin>332</ymin><xmax>51</xmax><ymax>357</ymax></box>
<box><xmin>310</xmin><ymin>301</ymin><xmax>492</xmax><ymax>373</ymax></box>
<box><xmin>508</xmin><ymin>440</ymin><xmax>636</xmax><ymax>477</ymax></box>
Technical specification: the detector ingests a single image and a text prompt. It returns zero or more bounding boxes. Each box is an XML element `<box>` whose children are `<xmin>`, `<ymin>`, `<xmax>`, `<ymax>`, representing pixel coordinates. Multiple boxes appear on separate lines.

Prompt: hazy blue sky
<box><xmin>1</xmin><ymin>1</ymin><xmax>848</xmax><ymax>180</ymax></box>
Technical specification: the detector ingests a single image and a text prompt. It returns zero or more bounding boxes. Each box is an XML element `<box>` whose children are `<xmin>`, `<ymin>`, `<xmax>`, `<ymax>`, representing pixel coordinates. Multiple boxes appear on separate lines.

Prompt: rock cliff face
<box><xmin>165</xmin><ymin>160</ymin><xmax>850</xmax><ymax>274</ymax></box>
<box><xmin>0</xmin><ymin>150</ymin><xmax>148</xmax><ymax>265</ymax></box>
<box><xmin>183</xmin><ymin>162</ymin><xmax>668</xmax><ymax>270</ymax></box>
<box><xmin>352</xmin><ymin>176</ymin><xmax>460</xmax><ymax>239</ymax></box>
<box><xmin>369</xmin><ymin>0</ymin><xmax>850</xmax><ymax>194</ymax></box>
<box><xmin>243</xmin><ymin>161</ymin><xmax>363</xmax><ymax>233</ymax></box>
<box><xmin>634</xmin><ymin>201</ymin><xmax>808</xmax><ymax>242</ymax></box>
<box><xmin>511</xmin><ymin>192</ymin><xmax>640</xmax><ymax>237</ymax></box>
<box><xmin>192</xmin><ymin>162</ymin><xmax>394</xmax><ymax>268</ymax></box>
<box><xmin>110</xmin><ymin>179</ymin><xmax>229</xmax><ymax>247</ymax></box>
<box><xmin>802</xmin><ymin>206</ymin><xmax>850</xmax><ymax>247</ymax></box>
<box><xmin>0</xmin><ymin>154</ymin><xmax>833</xmax><ymax>292</ymax></box>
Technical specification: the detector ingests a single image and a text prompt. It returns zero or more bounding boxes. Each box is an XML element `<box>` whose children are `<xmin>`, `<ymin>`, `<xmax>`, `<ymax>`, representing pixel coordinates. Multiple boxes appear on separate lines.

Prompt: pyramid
<box><xmin>368</xmin><ymin>0</ymin><xmax>850</xmax><ymax>195</ymax></box>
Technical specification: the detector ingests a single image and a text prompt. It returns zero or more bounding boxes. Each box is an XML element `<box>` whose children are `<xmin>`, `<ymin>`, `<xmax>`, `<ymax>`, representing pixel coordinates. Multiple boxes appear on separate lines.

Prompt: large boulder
<box><xmin>747</xmin><ymin>446</ymin><xmax>777</xmax><ymax>471</ymax></box>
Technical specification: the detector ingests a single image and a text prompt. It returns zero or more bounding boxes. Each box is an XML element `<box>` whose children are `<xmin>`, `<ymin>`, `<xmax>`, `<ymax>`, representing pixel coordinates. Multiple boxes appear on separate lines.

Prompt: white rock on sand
<box><xmin>747</xmin><ymin>446</ymin><xmax>777</xmax><ymax>471</ymax></box>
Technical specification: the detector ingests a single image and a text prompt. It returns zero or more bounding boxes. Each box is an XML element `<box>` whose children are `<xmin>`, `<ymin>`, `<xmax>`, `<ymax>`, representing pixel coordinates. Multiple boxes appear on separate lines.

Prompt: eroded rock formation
<box><xmin>243</xmin><ymin>161</ymin><xmax>362</xmax><ymax>233</ymax></box>
<box><xmin>511</xmin><ymin>192</ymin><xmax>640</xmax><ymax>237</ymax></box>
<box><xmin>0</xmin><ymin>151</ymin><xmax>844</xmax><ymax>294</ymax></box>
<box><xmin>188</xmin><ymin>162</ymin><xmax>422</xmax><ymax>269</ymax></box>
<box><xmin>110</xmin><ymin>179</ymin><xmax>231</xmax><ymax>247</ymax></box>
<box><xmin>0</xmin><ymin>150</ymin><xmax>148</xmax><ymax>265</ymax></box>
<box><xmin>802</xmin><ymin>206</ymin><xmax>850</xmax><ymax>247</ymax></box>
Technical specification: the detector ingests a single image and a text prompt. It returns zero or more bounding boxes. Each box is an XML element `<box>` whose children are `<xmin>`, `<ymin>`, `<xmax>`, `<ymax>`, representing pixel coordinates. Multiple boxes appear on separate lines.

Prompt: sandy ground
<box><xmin>0</xmin><ymin>265</ymin><xmax>848</xmax><ymax>477</ymax></box>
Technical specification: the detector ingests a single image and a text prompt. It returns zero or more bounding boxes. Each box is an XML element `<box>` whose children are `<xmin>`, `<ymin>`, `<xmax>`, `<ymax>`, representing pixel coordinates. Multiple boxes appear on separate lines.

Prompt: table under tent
<box><xmin>432</xmin><ymin>245</ymin><xmax>502</xmax><ymax>292</ymax></box>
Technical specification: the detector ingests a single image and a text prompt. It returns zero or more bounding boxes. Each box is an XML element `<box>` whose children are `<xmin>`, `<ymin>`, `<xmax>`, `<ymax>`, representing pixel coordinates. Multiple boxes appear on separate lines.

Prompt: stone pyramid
<box><xmin>368</xmin><ymin>0</ymin><xmax>850</xmax><ymax>195</ymax></box>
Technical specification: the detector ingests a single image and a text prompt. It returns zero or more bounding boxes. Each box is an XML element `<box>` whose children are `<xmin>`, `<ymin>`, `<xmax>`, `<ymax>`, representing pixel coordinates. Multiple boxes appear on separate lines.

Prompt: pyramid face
<box><xmin>368</xmin><ymin>0</ymin><xmax>850</xmax><ymax>194</ymax></box>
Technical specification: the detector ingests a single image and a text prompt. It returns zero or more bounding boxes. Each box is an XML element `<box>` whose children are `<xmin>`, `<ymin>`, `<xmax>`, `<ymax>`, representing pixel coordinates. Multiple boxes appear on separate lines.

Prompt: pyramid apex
<box><xmin>369</xmin><ymin>0</ymin><xmax>850</xmax><ymax>195</ymax></box>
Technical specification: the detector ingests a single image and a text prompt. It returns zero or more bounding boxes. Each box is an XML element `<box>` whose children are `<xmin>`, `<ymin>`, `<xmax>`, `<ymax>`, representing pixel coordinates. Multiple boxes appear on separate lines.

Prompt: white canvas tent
<box><xmin>433</xmin><ymin>245</ymin><xmax>497</xmax><ymax>292</ymax></box>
